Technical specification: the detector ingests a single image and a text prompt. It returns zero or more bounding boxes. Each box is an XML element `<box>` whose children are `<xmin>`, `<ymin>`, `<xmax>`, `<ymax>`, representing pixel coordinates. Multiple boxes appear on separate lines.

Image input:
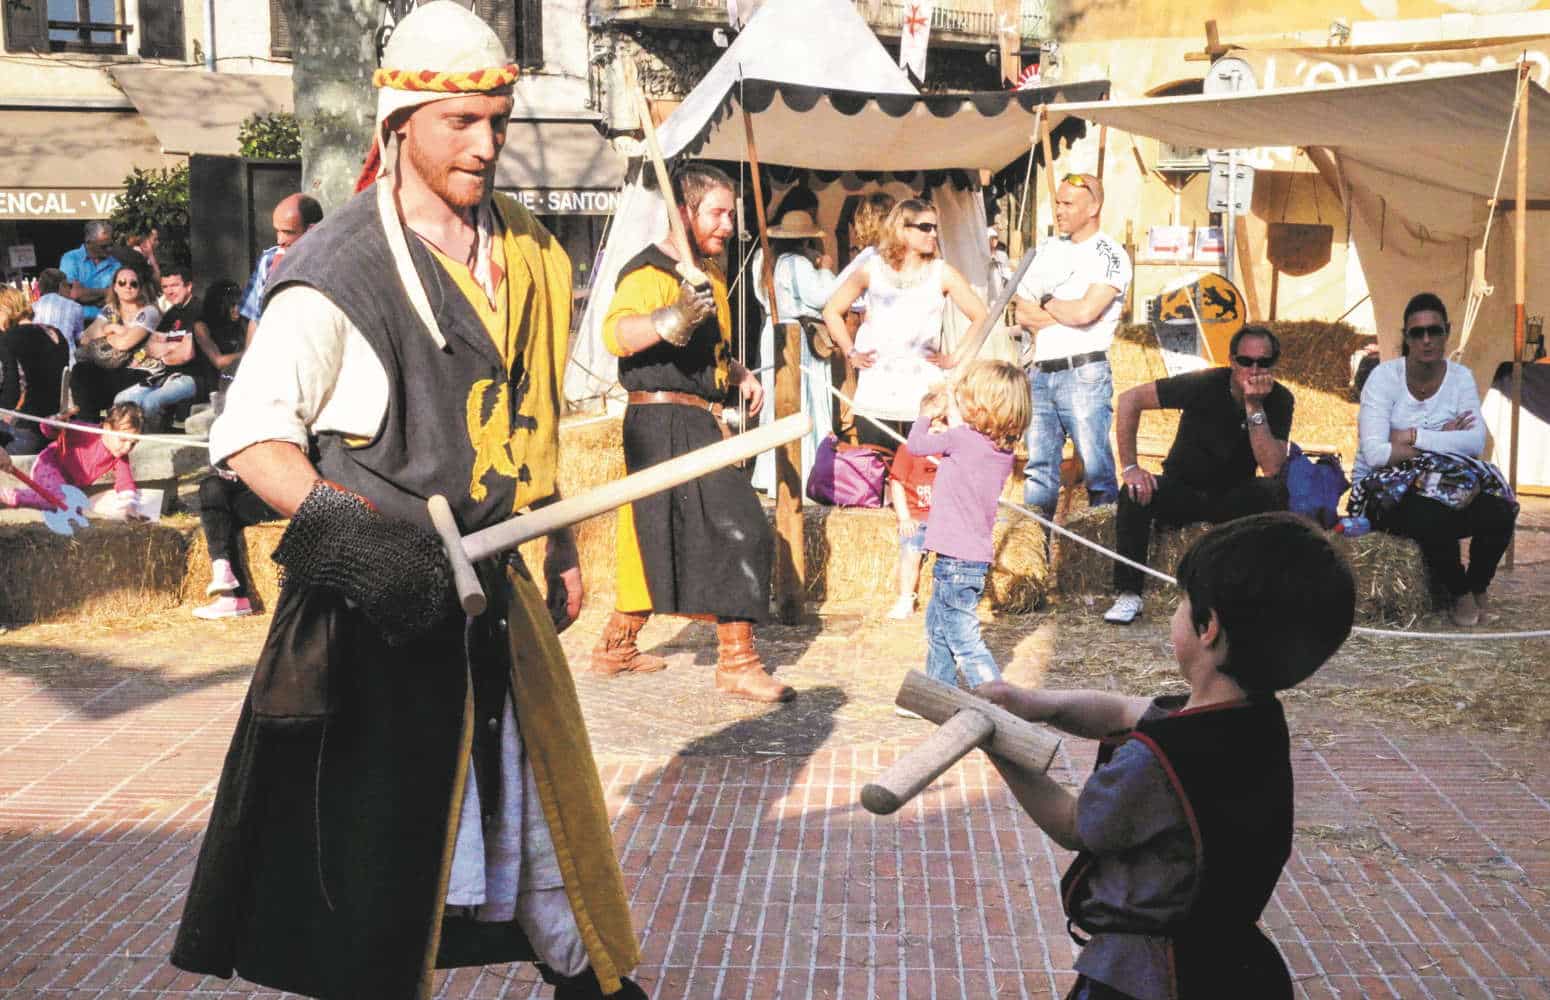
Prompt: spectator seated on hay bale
<box><xmin>0</xmin><ymin>402</ymin><xmax>145</xmax><ymax>519</ymax></box>
<box><xmin>1105</xmin><ymin>325</ymin><xmax>1293</xmax><ymax>624</ymax></box>
<box><xmin>1348</xmin><ymin>293</ymin><xmax>1518</xmax><ymax>628</ymax></box>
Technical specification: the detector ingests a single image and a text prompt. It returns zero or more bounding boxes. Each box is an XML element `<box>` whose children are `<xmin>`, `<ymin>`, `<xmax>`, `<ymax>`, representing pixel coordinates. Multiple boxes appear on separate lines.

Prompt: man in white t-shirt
<box><xmin>1011</xmin><ymin>172</ymin><xmax>1131</xmax><ymax>516</ymax></box>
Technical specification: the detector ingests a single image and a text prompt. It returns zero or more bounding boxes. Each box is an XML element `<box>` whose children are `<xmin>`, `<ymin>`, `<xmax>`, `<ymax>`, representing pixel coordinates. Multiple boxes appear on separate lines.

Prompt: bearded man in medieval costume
<box><xmin>169</xmin><ymin>4</ymin><xmax>643</xmax><ymax>997</ymax></box>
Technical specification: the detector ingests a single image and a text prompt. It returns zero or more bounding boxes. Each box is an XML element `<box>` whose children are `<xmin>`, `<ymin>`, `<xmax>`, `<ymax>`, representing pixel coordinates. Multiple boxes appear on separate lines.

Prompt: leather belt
<box><xmin>627</xmin><ymin>390</ymin><xmax>731</xmax><ymax>441</ymax></box>
<box><xmin>627</xmin><ymin>390</ymin><xmax>723</xmax><ymax>417</ymax></box>
<box><xmin>1034</xmin><ymin>350</ymin><xmax>1108</xmax><ymax>374</ymax></box>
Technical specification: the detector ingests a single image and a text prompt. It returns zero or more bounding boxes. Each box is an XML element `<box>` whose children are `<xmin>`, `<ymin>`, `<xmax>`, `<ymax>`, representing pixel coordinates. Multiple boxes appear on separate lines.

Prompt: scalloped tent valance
<box><xmin>662</xmin><ymin>77</ymin><xmax>1111</xmax><ymax>173</ymax></box>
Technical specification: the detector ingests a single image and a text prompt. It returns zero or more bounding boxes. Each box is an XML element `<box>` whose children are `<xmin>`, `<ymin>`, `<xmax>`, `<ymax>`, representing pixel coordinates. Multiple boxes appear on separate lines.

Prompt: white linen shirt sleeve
<box><xmin>207</xmin><ymin>285</ymin><xmax>390</xmax><ymax>468</ymax></box>
<box><xmin>1413</xmin><ymin>363</ymin><xmax>1487</xmax><ymax>458</ymax></box>
<box><xmin>1356</xmin><ymin>359</ymin><xmax>1403</xmax><ymax>470</ymax></box>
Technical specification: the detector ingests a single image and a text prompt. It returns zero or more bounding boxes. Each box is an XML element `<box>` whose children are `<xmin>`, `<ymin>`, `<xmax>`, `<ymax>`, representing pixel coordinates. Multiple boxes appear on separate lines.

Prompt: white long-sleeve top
<box><xmin>1354</xmin><ymin>358</ymin><xmax>1486</xmax><ymax>481</ymax></box>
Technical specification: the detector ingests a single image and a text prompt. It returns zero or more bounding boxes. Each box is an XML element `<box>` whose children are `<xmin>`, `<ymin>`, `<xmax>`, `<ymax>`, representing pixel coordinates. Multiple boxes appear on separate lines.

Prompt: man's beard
<box><xmin>403</xmin><ymin>135</ymin><xmax>491</xmax><ymax>211</ymax></box>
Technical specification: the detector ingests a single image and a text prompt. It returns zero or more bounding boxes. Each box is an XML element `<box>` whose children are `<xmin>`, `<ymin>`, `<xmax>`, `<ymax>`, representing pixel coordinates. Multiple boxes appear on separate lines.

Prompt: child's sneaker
<box><xmin>194</xmin><ymin>596</ymin><xmax>253</xmax><ymax>620</ymax></box>
<box><xmin>1103</xmin><ymin>592</ymin><xmax>1143</xmax><ymax>624</ymax></box>
<box><xmin>885</xmin><ymin>594</ymin><xmax>916</xmax><ymax>620</ymax></box>
<box><xmin>207</xmin><ymin>559</ymin><xmax>240</xmax><ymax>596</ymax></box>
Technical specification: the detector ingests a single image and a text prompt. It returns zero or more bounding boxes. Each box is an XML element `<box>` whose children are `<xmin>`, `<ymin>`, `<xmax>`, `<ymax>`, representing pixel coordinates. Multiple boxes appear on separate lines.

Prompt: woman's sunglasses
<box><xmin>904</xmin><ymin>222</ymin><xmax>938</xmax><ymax>234</ymax></box>
<box><xmin>1233</xmin><ymin>355</ymin><xmax>1276</xmax><ymax>369</ymax></box>
<box><xmin>115</xmin><ymin>279</ymin><xmax>140</xmax><ymax>288</ymax></box>
<box><xmin>1404</xmin><ymin>323</ymin><xmax>1448</xmax><ymax>340</ymax></box>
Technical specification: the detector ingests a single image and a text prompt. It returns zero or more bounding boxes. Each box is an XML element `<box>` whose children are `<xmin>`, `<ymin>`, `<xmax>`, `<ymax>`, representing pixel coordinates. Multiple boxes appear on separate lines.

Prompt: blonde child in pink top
<box><xmin>0</xmin><ymin>403</ymin><xmax>142</xmax><ymax>514</ymax></box>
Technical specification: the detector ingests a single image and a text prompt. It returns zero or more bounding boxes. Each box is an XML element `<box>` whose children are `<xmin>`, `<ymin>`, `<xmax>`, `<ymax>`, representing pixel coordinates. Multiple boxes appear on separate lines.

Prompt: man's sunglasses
<box><xmin>904</xmin><ymin>221</ymin><xmax>938</xmax><ymax>234</ymax></box>
<box><xmin>1404</xmin><ymin>323</ymin><xmax>1448</xmax><ymax>340</ymax></box>
<box><xmin>1233</xmin><ymin>355</ymin><xmax>1276</xmax><ymax>369</ymax></box>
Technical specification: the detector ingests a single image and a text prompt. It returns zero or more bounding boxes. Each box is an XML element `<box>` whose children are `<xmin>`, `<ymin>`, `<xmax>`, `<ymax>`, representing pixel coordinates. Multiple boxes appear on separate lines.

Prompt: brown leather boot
<box><xmin>714</xmin><ymin>621</ymin><xmax>794</xmax><ymax>703</ymax></box>
<box><xmin>589</xmin><ymin>611</ymin><xmax>668</xmax><ymax>676</ymax></box>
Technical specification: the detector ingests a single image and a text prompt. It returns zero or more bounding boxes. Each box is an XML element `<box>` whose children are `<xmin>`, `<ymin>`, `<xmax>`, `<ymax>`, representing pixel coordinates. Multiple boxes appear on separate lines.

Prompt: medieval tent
<box><xmin>1055</xmin><ymin>63</ymin><xmax>1550</xmax><ymax>488</ymax></box>
<box><xmin>564</xmin><ymin>0</ymin><xmax>1108</xmax><ymax>406</ymax></box>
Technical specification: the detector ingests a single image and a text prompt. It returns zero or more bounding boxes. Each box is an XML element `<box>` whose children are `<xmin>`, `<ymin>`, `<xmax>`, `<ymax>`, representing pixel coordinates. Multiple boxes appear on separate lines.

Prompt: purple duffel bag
<box><xmin>806</xmin><ymin>434</ymin><xmax>890</xmax><ymax>508</ymax></box>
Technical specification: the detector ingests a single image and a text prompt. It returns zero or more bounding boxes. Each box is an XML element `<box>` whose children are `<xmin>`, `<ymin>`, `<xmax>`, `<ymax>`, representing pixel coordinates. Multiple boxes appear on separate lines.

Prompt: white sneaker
<box><xmin>194</xmin><ymin>596</ymin><xmax>253</xmax><ymax>620</ymax></box>
<box><xmin>207</xmin><ymin>559</ymin><xmax>240</xmax><ymax>596</ymax></box>
<box><xmin>1103</xmin><ymin>593</ymin><xmax>1143</xmax><ymax>625</ymax></box>
<box><xmin>894</xmin><ymin>706</ymin><xmax>924</xmax><ymax>720</ymax></box>
<box><xmin>886</xmin><ymin>594</ymin><xmax>916</xmax><ymax>620</ymax></box>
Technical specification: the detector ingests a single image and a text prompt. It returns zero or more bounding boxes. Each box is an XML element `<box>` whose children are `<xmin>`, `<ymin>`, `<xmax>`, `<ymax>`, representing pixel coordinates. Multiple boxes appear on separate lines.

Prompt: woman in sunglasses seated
<box><xmin>821</xmin><ymin>198</ymin><xmax>987</xmax><ymax>448</ymax></box>
<box><xmin>1104</xmin><ymin>325</ymin><xmax>1294</xmax><ymax>625</ymax></box>
<box><xmin>1349</xmin><ymin>292</ymin><xmax>1517</xmax><ymax>627</ymax></box>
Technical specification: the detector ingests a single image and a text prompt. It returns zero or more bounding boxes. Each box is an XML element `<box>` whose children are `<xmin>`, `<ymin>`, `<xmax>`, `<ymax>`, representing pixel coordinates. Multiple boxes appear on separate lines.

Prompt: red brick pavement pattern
<box><xmin>2</xmin><ymin>668</ymin><xmax>1549</xmax><ymax>999</ymax></box>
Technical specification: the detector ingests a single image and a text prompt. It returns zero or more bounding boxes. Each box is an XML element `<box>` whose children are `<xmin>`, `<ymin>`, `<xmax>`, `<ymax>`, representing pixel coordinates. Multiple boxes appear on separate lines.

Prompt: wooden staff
<box><xmin>1040</xmin><ymin>109</ymin><xmax>1059</xmax><ymax>216</ymax></box>
<box><xmin>429</xmin><ymin>412</ymin><xmax>813</xmax><ymax>615</ymax></box>
<box><xmin>1508</xmin><ymin>62</ymin><xmax>1529</xmax><ymax>570</ymax></box>
<box><xmin>740</xmin><ymin>96</ymin><xmax>805</xmax><ymax>623</ymax></box>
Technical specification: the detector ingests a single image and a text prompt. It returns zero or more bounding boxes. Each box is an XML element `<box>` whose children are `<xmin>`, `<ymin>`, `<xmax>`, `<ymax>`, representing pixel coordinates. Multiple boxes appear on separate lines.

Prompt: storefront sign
<box><xmin>505</xmin><ymin>188</ymin><xmax>620</xmax><ymax>216</ymax></box>
<box><xmin>0</xmin><ymin>189</ymin><xmax>122</xmax><ymax>221</ymax></box>
<box><xmin>1239</xmin><ymin>41</ymin><xmax>1550</xmax><ymax>92</ymax></box>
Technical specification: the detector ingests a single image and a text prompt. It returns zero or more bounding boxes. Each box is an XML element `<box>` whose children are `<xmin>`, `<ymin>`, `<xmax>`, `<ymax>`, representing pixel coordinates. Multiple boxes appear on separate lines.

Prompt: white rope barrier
<box><xmin>0</xmin><ymin>406</ymin><xmax>210</xmax><ymax>447</ymax></box>
<box><xmin>813</xmin><ymin>382</ymin><xmax>1549</xmax><ymax>642</ymax></box>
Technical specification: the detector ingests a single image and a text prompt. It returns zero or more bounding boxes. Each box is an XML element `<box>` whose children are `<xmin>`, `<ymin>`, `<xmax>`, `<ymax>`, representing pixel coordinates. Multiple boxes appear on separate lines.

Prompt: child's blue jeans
<box><xmin>924</xmin><ymin>555</ymin><xmax>1000</xmax><ymax>689</ymax></box>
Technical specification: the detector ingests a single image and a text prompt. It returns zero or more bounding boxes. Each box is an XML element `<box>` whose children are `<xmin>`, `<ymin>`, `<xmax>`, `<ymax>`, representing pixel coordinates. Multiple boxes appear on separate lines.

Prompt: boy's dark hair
<box><xmin>1175</xmin><ymin>512</ymin><xmax>1355</xmax><ymax>693</ymax></box>
<box><xmin>161</xmin><ymin>264</ymin><xmax>194</xmax><ymax>285</ymax></box>
<box><xmin>1402</xmin><ymin>291</ymin><xmax>1448</xmax><ymax>327</ymax></box>
<box><xmin>1228</xmin><ymin>324</ymin><xmax>1280</xmax><ymax>363</ymax></box>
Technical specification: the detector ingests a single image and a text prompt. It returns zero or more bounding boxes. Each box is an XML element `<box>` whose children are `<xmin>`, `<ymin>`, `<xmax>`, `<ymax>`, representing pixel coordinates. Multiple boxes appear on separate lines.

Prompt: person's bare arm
<box><xmin>988</xmin><ymin>754</ymin><xmax>1082</xmax><ymax>851</ymax></box>
<box><xmin>193</xmin><ymin>321</ymin><xmax>241</xmax><ymax>371</ymax></box>
<box><xmin>1043</xmin><ymin>283</ymin><xmax>1119</xmax><ymax>328</ymax></box>
<box><xmin>245</xmin><ymin>318</ymin><xmax>259</xmax><ymax>349</ymax></box>
<box><xmin>72</xmin><ymin>282</ymin><xmax>109</xmax><ymax>306</ymax></box>
<box><xmin>938</xmin><ymin>265</ymin><xmax>990</xmax><ymax>368</ymax></box>
<box><xmin>147</xmin><ymin>331</ymin><xmax>195</xmax><ymax>366</ymax></box>
<box><xmin>1116</xmin><ymin>382</ymin><xmax>1161</xmax><ymax>505</ymax></box>
<box><xmin>977</xmin><ymin>682</ymin><xmax>1151</xmax><ymax>739</ymax></box>
<box><xmin>821</xmin><ymin>267</ymin><xmax>870</xmax><ymax>365</ymax></box>
<box><xmin>1242</xmin><ymin>371</ymin><xmax>1288</xmax><ymax>477</ymax></box>
<box><xmin>1012</xmin><ymin>295</ymin><xmax>1057</xmax><ymax>331</ymax></box>
<box><xmin>226</xmin><ymin>440</ymin><xmax>323</xmax><ymax>517</ymax></box>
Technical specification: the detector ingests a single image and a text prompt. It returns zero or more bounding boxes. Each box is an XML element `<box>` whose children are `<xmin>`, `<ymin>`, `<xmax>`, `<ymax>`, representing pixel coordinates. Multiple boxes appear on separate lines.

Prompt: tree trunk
<box><xmin>290</xmin><ymin>0</ymin><xmax>379</xmax><ymax>213</ymax></box>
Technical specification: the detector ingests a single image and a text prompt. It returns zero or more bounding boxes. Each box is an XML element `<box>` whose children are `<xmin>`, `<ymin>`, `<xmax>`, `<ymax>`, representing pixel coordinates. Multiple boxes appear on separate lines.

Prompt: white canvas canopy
<box><xmin>564</xmin><ymin>0</ymin><xmax>1108</xmax><ymax>406</ymax></box>
<box><xmin>1056</xmin><ymin>65</ymin><xmax>1550</xmax><ymax>396</ymax></box>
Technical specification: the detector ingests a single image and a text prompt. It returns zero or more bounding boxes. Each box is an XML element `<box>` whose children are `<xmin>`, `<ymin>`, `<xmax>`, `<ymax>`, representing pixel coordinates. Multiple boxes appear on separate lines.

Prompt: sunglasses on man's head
<box><xmin>1062</xmin><ymin>173</ymin><xmax>1091</xmax><ymax>189</ymax></box>
<box><xmin>904</xmin><ymin>221</ymin><xmax>938</xmax><ymax>234</ymax></box>
<box><xmin>1233</xmin><ymin>354</ymin><xmax>1276</xmax><ymax>369</ymax></box>
<box><xmin>1404</xmin><ymin>323</ymin><xmax>1448</xmax><ymax>340</ymax></box>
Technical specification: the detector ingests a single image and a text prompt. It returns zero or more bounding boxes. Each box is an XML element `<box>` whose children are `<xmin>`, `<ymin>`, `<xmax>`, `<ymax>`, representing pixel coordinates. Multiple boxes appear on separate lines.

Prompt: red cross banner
<box><xmin>898</xmin><ymin>0</ymin><xmax>935</xmax><ymax>84</ymax></box>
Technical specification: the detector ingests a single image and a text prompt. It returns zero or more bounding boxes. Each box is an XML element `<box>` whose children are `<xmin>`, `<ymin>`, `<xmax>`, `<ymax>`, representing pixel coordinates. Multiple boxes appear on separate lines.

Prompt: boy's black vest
<box><xmin>264</xmin><ymin>186</ymin><xmax>535</xmax><ymax>535</ymax></box>
<box><xmin>1062</xmin><ymin>695</ymin><xmax>1295</xmax><ymax>998</ymax></box>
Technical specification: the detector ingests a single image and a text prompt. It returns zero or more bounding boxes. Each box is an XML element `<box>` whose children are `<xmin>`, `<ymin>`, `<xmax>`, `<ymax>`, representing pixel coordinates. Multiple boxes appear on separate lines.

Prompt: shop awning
<box><xmin>108</xmin><ymin>66</ymin><xmax>293</xmax><ymax>157</ymax></box>
<box><xmin>496</xmin><ymin>120</ymin><xmax>625</xmax><ymax>215</ymax></box>
<box><xmin>0</xmin><ymin>108</ymin><xmax>175</xmax><ymax>220</ymax></box>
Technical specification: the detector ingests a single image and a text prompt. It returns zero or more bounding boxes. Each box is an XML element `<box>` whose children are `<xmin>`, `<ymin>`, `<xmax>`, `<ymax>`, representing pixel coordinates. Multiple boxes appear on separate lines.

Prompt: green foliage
<box><xmin>238</xmin><ymin>112</ymin><xmax>302</xmax><ymax>160</ymax></box>
<box><xmin>110</xmin><ymin>163</ymin><xmax>190</xmax><ymax>268</ymax></box>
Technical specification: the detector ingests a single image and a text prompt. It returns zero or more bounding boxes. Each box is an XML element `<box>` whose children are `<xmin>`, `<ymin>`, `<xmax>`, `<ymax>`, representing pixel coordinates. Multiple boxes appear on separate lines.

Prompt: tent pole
<box><xmin>1508</xmin><ymin>62</ymin><xmax>1529</xmax><ymax>571</ymax></box>
<box><xmin>741</xmin><ymin>99</ymin><xmax>804</xmax><ymax>623</ymax></box>
<box><xmin>1016</xmin><ymin>107</ymin><xmax>1044</xmax><ymax>254</ymax></box>
<box><xmin>1040</xmin><ymin>112</ymin><xmax>1058</xmax><ymax>236</ymax></box>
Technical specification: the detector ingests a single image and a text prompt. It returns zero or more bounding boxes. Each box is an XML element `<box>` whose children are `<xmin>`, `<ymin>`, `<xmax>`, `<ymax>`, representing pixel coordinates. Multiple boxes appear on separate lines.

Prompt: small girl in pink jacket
<box><xmin>0</xmin><ymin>403</ymin><xmax>142</xmax><ymax>515</ymax></box>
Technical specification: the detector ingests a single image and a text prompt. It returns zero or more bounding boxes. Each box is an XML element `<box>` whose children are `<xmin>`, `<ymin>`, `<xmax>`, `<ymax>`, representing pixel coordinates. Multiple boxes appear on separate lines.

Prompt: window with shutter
<box><xmin>517</xmin><ymin>0</ymin><xmax>541</xmax><ymax>70</ymax></box>
<box><xmin>3</xmin><ymin>0</ymin><xmax>49</xmax><ymax>52</ymax></box>
<box><xmin>473</xmin><ymin>0</ymin><xmax>516</xmax><ymax>60</ymax></box>
<box><xmin>269</xmin><ymin>0</ymin><xmax>292</xmax><ymax>58</ymax></box>
<box><xmin>138</xmin><ymin>0</ymin><xmax>184</xmax><ymax>59</ymax></box>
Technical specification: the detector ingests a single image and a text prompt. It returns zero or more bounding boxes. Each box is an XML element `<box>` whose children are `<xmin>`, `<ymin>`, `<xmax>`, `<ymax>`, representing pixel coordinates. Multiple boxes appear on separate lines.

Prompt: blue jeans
<box><xmin>115</xmin><ymin>373</ymin><xmax>198</xmax><ymax>425</ymax></box>
<box><xmin>1023</xmin><ymin>359</ymin><xmax>1119</xmax><ymax>515</ymax></box>
<box><xmin>924</xmin><ymin>555</ymin><xmax>999</xmax><ymax>689</ymax></box>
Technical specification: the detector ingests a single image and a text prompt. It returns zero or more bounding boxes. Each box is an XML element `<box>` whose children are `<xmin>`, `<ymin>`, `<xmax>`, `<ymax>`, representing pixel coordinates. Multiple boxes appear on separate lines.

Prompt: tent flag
<box><xmin>899</xmin><ymin>1</ymin><xmax>935</xmax><ymax>84</ymax></box>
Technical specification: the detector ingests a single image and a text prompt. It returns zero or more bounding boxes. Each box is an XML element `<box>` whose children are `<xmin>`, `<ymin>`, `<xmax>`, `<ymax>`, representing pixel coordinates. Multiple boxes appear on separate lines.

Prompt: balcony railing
<box><xmin>595</xmin><ymin>0</ymin><xmax>1050</xmax><ymax>43</ymax></box>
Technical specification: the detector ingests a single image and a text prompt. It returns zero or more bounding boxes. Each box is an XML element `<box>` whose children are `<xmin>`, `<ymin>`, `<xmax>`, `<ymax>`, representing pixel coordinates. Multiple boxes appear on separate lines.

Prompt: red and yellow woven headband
<box><xmin>372</xmin><ymin>63</ymin><xmax>520</xmax><ymax>93</ymax></box>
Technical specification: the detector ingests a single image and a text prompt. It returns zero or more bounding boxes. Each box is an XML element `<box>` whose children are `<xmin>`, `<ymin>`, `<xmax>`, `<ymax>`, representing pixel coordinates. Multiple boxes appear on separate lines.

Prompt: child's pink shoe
<box><xmin>193</xmin><ymin>596</ymin><xmax>253</xmax><ymax>620</ymax></box>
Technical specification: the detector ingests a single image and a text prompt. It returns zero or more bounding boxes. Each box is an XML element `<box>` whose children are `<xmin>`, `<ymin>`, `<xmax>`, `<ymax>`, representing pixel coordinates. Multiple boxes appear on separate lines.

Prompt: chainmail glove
<box><xmin>650</xmin><ymin>278</ymin><xmax>716</xmax><ymax>347</ymax></box>
<box><xmin>272</xmin><ymin>480</ymin><xmax>459</xmax><ymax>646</ymax></box>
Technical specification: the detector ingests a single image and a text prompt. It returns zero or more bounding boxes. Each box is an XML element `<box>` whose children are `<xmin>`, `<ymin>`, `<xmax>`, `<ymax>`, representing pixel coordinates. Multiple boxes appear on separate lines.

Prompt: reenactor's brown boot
<box><xmin>589</xmin><ymin>611</ymin><xmax>668</xmax><ymax>676</ymax></box>
<box><xmin>713</xmin><ymin>621</ymin><xmax>795</xmax><ymax>703</ymax></box>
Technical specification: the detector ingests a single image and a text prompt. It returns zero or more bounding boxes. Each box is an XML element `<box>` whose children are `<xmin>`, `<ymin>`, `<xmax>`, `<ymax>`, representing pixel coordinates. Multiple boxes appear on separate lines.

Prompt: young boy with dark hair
<box><xmin>979</xmin><ymin>512</ymin><xmax>1356</xmax><ymax>1000</ymax></box>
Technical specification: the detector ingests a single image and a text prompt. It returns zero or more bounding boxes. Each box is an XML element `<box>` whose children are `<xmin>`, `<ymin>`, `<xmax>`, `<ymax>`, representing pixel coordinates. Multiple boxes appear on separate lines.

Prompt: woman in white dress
<box><xmin>821</xmin><ymin>198</ymin><xmax>988</xmax><ymax>448</ymax></box>
<box><xmin>750</xmin><ymin>211</ymin><xmax>837</xmax><ymax>493</ymax></box>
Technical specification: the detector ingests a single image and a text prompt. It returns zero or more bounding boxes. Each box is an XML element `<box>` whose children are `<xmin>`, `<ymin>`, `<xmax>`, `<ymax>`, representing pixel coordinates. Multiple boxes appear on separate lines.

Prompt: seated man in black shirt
<box><xmin>1105</xmin><ymin>325</ymin><xmax>1294</xmax><ymax>623</ymax></box>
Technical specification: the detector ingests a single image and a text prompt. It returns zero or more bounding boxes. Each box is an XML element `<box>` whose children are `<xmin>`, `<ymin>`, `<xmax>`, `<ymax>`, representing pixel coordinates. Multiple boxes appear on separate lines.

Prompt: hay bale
<box><xmin>797</xmin><ymin>506</ymin><xmax>1047</xmax><ymax>612</ymax></box>
<box><xmin>0</xmin><ymin>521</ymin><xmax>193</xmax><ymax>624</ymax></box>
<box><xmin>1053</xmin><ymin>504</ymin><xmax>1432</xmax><ymax>625</ymax></box>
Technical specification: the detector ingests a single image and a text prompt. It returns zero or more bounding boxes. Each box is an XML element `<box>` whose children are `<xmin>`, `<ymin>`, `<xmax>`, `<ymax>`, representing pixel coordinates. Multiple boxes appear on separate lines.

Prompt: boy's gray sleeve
<box><xmin>1075</xmin><ymin>739</ymin><xmax>1189</xmax><ymax>854</ymax></box>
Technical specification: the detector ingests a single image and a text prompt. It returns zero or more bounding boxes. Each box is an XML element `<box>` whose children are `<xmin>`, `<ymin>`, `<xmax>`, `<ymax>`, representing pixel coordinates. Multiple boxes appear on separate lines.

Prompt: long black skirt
<box><xmin>622</xmin><ymin>402</ymin><xmax>771</xmax><ymax>622</ymax></box>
